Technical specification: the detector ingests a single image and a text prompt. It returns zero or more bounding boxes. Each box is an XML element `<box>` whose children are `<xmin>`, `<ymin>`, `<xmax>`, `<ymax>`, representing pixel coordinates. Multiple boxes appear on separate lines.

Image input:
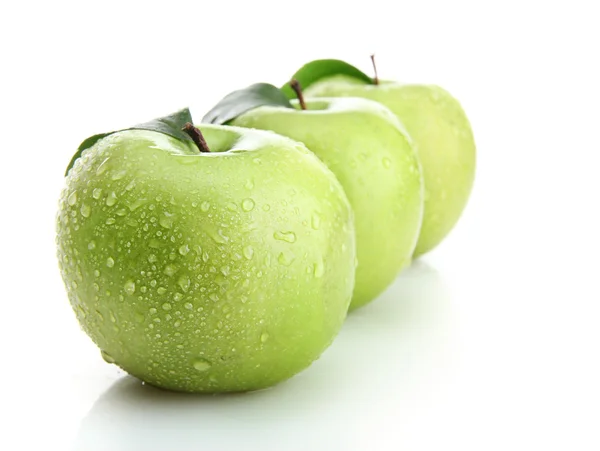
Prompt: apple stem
<box><xmin>370</xmin><ymin>54</ymin><xmax>379</xmax><ymax>85</ymax></box>
<box><xmin>182</xmin><ymin>123</ymin><xmax>210</xmax><ymax>153</ymax></box>
<box><xmin>290</xmin><ymin>79</ymin><xmax>307</xmax><ymax>110</ymax></box>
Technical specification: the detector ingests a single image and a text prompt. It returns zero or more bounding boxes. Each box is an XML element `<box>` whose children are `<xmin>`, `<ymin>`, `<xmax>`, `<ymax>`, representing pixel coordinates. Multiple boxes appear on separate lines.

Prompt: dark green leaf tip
<box><xmin>202</xmin><ymin>83</ymin><xmax>293</xmax><ymax>125</ymax></box>
<box><xmin>65</xmin><ymin>108</ymin><xmax>194</xmax><ymax>176</ymax></box>
<box><xmin>281</xmin><ymin>59</ymin><xmax>374</xmax><ymax>100</ymax></box>
<box><xmin>132</xmin><ymin>108</ymin><xmax>194</xmax><ymax>144</ymax></box>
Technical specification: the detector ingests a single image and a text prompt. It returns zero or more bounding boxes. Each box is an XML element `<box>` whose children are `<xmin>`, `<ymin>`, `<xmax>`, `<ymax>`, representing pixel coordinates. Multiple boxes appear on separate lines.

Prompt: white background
<box><xmin>1</xmin><ymin>1</ymin><xmax>599</xmax><ymax>449</ymax></box>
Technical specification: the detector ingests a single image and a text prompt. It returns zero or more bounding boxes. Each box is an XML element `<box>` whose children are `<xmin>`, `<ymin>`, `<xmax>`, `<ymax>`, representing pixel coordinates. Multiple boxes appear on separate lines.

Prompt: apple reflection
<box><xmin>74</xmin><ymin>261</ymin><xmax>455</xmax><ymax>451</ymax></box>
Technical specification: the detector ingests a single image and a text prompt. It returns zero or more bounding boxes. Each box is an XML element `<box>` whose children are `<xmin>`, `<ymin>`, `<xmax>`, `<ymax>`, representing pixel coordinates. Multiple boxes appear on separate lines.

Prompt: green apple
<box><xmin>283</xmin><ymin>59</ymin><xmax>476</xmax><ymax>257</ymax></box>
<box><xmin>204</xmin><ymin>84</ymin><xmax>423</xmax><ymax>310</ymax></box>
<box><xmin>56</xmin><ymin>109</ymin><xmax>355</xmax><ymax>393</ymax></box>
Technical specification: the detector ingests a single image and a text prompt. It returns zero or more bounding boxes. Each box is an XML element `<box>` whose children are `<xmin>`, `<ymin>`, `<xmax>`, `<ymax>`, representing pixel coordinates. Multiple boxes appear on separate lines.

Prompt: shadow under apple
<box><xmin>73</xmin><ymin>261</ymin><xmax>455</xmax><ymax>451</ymax></box>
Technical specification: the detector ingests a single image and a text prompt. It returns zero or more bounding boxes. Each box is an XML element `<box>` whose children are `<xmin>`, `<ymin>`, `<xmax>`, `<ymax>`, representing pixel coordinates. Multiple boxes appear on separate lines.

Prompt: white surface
<box><xmin>1</xmin><ymin>1</ymin><xmax>599</xmax><ymax>450</ymax></box>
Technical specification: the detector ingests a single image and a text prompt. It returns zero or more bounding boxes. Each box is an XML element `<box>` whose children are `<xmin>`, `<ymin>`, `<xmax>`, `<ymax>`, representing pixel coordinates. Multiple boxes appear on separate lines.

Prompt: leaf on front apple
<box><xmin>65</xmin><ymin>108</ymin><xmax>195</xmax><ymax>176</ymax></box>
<box><xmin>202</xmin><ymin>83</ymin><xmax>293</xmax><ymax>125</ymax></box>
<box><xmin>280</xmin><ymin>59</ymin><xmax>373</xmax><ymax>100</ymax></box>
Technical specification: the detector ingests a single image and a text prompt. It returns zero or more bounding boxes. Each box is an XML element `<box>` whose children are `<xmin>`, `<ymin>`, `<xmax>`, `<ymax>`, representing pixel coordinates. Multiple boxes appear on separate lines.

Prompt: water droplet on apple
<box><xmin>101</xmin><ymin>350</ymin><xmax>115</xmax><ymax>364</ymax></box>
<box><xmin>105</xmin><ymin>217</ymin><xmax>116</xmax><ymax>225</ymax></box>
<box><xmin>162</xmin><ymin>302</ymin><xmax>172</xmax><ymax>311</ymax></box>
<box><xmin>382</xmin><ymin>157</ymin><xmax>391</xmax><ymax>168</ymax></box>
<box><xmin>245</xmin><ymin>179</ymin><xmax>254</xmax><ymax>190</ymax></box>
<box><xmin>209</xmin><ymin>229</ymin><xmax>228</xmax><ymax>244</ymax></box>
<box><xmin>124</xmin><ymin>280</ymin><xmax>136</xmax><ymax>295</ymax></box>
<box><xmin>200</xmin><ymin>201</ymin><xmax>210</xmax><ymax>212</ymax></box>
<box><xmin>184</xmin><ymin>302</ymin><xmax>193</xmax><ymax>310</ymax></box>
<box><xmin>226</xmin><ymin>202</ymin><xmax>237</xmax><ymax>211</ymax></box>
<box><xmin>159</xmin><ymin>212</ymin><xmax>174</xmax><ymax>229</ymax></box>
<box><xmin>96</xmin><ymin>157</ymin><xmax>110</xmax><ymax>175</ymax></box>
<box><xmin>178</xmin><ymin>244</ymin><xmax>190</xmax><ymax>255</ymax></box>
<box><xmin>260</xmin><ymin>332</ymin><xmax>269</xmax><ymax>343</ymax></box>
<box><xmin>278</xmin><ymin>251</ymin><xmax>295</xmax><ymax>266</ymax></box>
<box><xmin>106</xmin><ymin>257</ymin><xmax>115</xmax><ymax>268</ymax></box>
<box><xmin>202</xmin><ymin>251</ymin><xmax>209</xmax><ymax>262</ymax></box>
<box><xmin>106</xmin><ymin>192</ymin><xmax>117</xmax><ymax>206</ymax></box>
<box><xmin>243</xmin><ymin>245</ymin><xmax>254</xmax><ymax>260</ymax></box>
<box><xmin>193</xmin><ymin>358</ymin><xmax>211</xmax><ymax>372</ymax></box>
<box><xmin>178</xmin><ymin>275</ymin><xmax>190</xmax><ymax>292</ymax></box>
<box><xmin>88</xmin><ymin>241</ymin><xmax>96</xmax><ymax>250</ymax></box>
<box><xmin>149</xmin><ymin>307</ymin><xmax>157</xmax><ymax>315</ymax></box>
<box><xmin>92</xmin><ymin>188</ymin><xmax>103</xmax><ymax>199</ymax></box>
<box><xmin>164</xmin><ymin>264</ymin><xmax>178</xmax><ymax>277</ymax></box>
<box><xmin>157</xmin><ymin>287</ymin><xmax>167</xmax><ymax>295</ymax></box>
<box><xmin>220</xmin><ymin>266</ymin><xmax>230</xmax><ymax>276</ymax></box>
<box><xmin>68</xmin><ymin>192</ymin><xmax>77</xmax><ymax>206</ymax></box>
<box><xmin>274</xmin><ymin>231</ymin><xmax>297</xmax><ymax>243</ymax></box>
<box><xmin>313</xmin><ymin>259</ymin><xmax>325</xmax><ymax>278</ymax></box>
<box><xmin>242</xmin><ymin>198</ymin><xmax>255</xmax><ymax>211</ymax></box>
<box><xmin>148</xmin><ymin>239</ymin><xmax>161</xmax><ymax>249</ymax></box>
<box><xmin>262</xmin><ymin>204</ymin><xmax>270</xmax><ymax>211</ymax></box>
<box><xmin>127</xmin><ymin>198</ymin><xmax>147</xmax><ymax>211</ymax></box>
<box><xmin>111</xmin><ymin>169</ymin><xmax>126</xmax><ymax>180</ymax></box>
<box><xmin>311</xmin><ymin>213</ymin><xmax>321</xmax><ymax>230</ymax></box>
<box><xmin>80</xmin><ymin>203</ymin><xmax>91</xmax><ymax>218</ymax></box>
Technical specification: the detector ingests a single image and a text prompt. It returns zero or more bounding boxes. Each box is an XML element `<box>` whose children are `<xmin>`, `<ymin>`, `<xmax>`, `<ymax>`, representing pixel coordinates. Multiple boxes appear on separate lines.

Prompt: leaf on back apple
<box><xmin>202</xmin><ymin>83</ymin><xmax>293</xmax><ymax>125</ymax></box>
<box><xmin>280</xmin><ymin>59</ymin><xmax>374</xmax><ymax>100</ymax></box>
<box><xmin>65</xmin><ymin>108</ymin><xmax>196</xmax><ymax>176</ymax></box>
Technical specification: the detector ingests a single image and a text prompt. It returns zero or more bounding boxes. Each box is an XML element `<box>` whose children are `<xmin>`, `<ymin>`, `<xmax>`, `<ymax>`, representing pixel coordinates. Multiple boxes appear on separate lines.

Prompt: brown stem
<box><xmin>290</xmin><ymin>79</ymin><xmax>307</xmax><ymax>110</ymax></box>
<box><xmin>182</xmin><ymin>123</ymin><xmax>210</xmax><ymax>153</ymax></box>
<box><xmin>370</xmin><ymin>54</ymin><xmax>379</xmax><ymax>85</ymax></box>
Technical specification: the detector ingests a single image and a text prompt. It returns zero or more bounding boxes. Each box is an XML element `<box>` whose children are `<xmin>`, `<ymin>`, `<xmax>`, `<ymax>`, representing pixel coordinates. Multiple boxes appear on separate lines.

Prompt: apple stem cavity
<box><xmin>290</xmin><ymin>79</ymin><xmax>307</xmax><ymax>110</ymax></box>
<box><xmin>370</xmin><ymin>54</ymin><xmax>379</xmax><ymax>85</ymax></box>
<box><xmin>182</xmin><ymin>123</ymin><xmax>210</xmax><ymax>153</ymax></box>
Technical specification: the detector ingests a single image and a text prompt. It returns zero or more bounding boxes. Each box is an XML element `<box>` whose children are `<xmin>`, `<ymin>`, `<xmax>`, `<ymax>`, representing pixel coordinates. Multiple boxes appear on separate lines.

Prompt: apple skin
<box><xmin>231</xmin><ymin>98</ymin><xmax>423</xmax><ymax>310</ymax></box>
<box><xmin>56</xmin><ymin>125</ymin><xmax>355</xmax><ymax>392</ymax></box>
<box><xmin>303</xmin><ymin>76</ymin><xmax>476</xmax><ymax>257</ymax></box>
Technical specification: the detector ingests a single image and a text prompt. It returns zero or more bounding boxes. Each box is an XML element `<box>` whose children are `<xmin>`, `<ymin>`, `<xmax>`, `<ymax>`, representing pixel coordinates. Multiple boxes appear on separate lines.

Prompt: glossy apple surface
<box><xmin>231</xmin><ymin>98</ymin><xmax>423</xmax><ymax>309</ymax></box>
<box><xmin>303</xmin><ymin>75</ymin><xmax>476</xmax><ymax>257</ymax></box>
<box><xmin>56</xmin><ymin>124</ymin><xmax>355</xmax><ymax>392</ymax></box>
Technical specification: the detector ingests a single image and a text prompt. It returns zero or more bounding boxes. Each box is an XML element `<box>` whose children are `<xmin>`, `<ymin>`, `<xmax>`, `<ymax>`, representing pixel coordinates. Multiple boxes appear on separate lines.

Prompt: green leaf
<box><xmin>132</xmin><ymin>108</ymin><xmax>194</xmax><ymax>143</ymax></box>
<box><xmin>202</xmin><ymin>83</ymin><xmax>293</xmax><ymax>125</ymax></box>
<box><xmin>281</xmin><ymin>59</ymin><xmax>374</xmax><ymax>100</ymax></box>
<box><xmin>65</xmin><ymin>108</ymin><xmax>194</xmax><ymax>176</ymax></box>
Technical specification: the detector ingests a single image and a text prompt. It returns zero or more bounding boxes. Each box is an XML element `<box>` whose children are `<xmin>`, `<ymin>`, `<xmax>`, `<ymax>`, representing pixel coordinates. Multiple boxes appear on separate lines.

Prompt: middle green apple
<box><xmin>204</xmin><ymin>84</ymin><xmax>424</xmax><ymax>309</ymax></box>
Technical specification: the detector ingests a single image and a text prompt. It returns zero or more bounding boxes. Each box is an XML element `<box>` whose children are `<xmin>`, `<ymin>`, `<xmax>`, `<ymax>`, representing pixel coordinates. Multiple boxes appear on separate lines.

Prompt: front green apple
<box><xmin>286</xmin><ymin>60</ymin><xmax>476</xmax><ymax>257</ymax></box>
<box><xmin>57</xmin><ymin>115</ymin><xmax>355</xmax><ymax>392</ymax></box>
<box><xmin>228</xmin><ymin>96</ymin><xmax>423</xmax><ymax>310</ymax></box>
